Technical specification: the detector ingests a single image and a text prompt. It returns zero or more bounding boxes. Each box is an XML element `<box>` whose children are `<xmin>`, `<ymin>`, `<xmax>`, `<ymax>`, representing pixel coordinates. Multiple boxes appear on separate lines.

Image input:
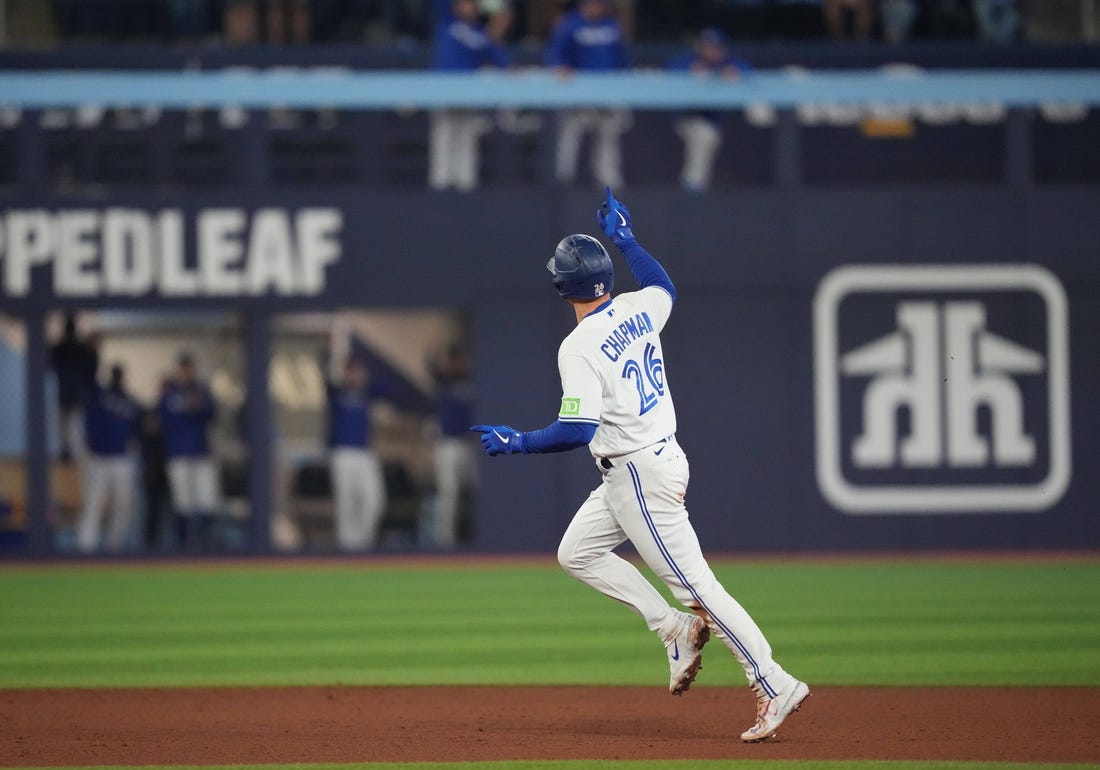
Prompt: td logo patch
<box><xmin>813</xmin><ymin>264</ymin><xmax>1071</xmax><ymax>514</ymax></box>
<box><xmin>559</xmin><ymin>397</ymin><xmax>581</xmax><ymax>417</ymax></box>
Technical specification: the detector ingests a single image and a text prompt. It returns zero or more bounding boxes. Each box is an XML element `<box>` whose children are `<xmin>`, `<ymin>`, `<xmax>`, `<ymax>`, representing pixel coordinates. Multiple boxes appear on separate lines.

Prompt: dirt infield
<box><xmin>3</xmin><ymin>686</ymin><xmax>1098</xmax><ymax>766</ymax></box>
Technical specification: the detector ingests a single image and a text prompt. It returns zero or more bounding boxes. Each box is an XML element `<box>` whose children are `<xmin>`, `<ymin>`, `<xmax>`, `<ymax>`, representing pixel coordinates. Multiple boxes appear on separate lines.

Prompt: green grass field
<box><xmin>2</xmin><ymin>557</ymin><xmax>1098</xmax><ymax>770</ymax></box>
<box><xmin>1</xmin><ymin>558</ymin><xmax>1098</xmax><ymax>689</ymax></box>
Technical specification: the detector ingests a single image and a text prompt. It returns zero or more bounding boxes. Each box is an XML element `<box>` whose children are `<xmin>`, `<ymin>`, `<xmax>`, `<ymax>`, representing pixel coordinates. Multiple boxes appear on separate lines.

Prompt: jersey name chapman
<box><xmin>813</xmin><ymin>264</ymin><xmax>1071</xmax><ymax>515</ymax></box>
<box><xmin>0</xmin><ymin>207</ymin><xmax>342</xmax><ymax>298</ymax></box>
<box><xmin>600</xmin><ymin>310</ymin><xmax>655</xmax><ymax>362</ymax></box>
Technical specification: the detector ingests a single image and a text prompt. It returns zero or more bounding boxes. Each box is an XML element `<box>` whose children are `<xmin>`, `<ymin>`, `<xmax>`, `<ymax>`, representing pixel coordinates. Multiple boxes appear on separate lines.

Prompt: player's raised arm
<box><xmin>597</xmin><ymin>187</ymin><xmax>676</xmax><ymax>301</ymax></box>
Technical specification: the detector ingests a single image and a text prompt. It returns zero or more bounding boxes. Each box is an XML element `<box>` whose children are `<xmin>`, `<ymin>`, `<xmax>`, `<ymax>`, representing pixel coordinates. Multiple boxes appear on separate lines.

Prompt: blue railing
<box><xmin>2</xmin><ymin>69</ymin><xmax>1099</xmax><ymax>109</ymax></box>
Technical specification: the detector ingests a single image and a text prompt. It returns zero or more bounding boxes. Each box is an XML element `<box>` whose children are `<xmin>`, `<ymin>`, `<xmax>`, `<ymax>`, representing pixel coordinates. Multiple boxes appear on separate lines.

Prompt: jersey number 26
<box><xmin>621</xmin><ymin>342</ymin><xmax>666</xmax><ymax>416</ymax></box>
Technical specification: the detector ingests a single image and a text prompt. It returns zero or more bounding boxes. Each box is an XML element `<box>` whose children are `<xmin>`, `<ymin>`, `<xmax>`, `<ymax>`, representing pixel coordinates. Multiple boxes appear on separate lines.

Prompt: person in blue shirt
<box><xmin>326</xmin><ymin>356</ymin><xmax>390</xmax><ymax>550</ymax></box>
<box><xmin>545</xmin><ymin>0</ymin><xmax>631</xmax><ymax>188</ymax></box>
<box><xmin>668</xmin><ymin>28</ymin><xmax>751</xmax><ymax>192</ymax></box>
<box><xmin>157</xmin><ymin>352</ymin><xmax>220</xmax><ymax>547</ymax></box>
<box><xmin>77</xmin><ymin>364</ymin><xmax>142</xmax><ymax>553</ymax></box>
<box><xmin>429</xmin><ymin>344</ymin><xmax>476</xmax><ymax>549</ymax></box>
<box><xmin>429</xmin><ymin>0</ymin><xmax>512</xmax><ymax>192</ymax></box>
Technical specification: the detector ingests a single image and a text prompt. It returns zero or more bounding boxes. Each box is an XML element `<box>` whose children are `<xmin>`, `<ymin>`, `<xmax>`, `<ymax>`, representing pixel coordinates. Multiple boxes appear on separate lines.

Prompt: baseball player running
<box><xmin>472</xmin><ymin>188</ymin><xmax>809</xmax><ymax>743</ymax></box>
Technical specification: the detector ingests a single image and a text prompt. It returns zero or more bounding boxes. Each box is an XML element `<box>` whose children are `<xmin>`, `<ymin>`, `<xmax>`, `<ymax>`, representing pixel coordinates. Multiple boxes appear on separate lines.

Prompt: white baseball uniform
<box><xmin>556</xmin><ymin>286</ymin><xmax>793</xmax><ymax>697</ymax></box>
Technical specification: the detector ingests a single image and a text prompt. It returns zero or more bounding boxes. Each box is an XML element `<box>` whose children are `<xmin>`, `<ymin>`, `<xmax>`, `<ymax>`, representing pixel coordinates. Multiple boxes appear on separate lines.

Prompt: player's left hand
<box><xmin>470</xmin><ymin>424</ymin><xmax>525</xmax><ymax>456</ymax></box>
<box><xmin>598</xmin><ymin>186</ymin><xmax>635</xmax><ymax>244</ymax></box>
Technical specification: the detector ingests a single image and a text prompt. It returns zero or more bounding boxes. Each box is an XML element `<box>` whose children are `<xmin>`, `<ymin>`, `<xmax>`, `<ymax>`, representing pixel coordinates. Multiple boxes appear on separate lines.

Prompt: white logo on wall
<box><xmin>813</xmin><ymin>264</ymin><xmax>1071</xmax><ymax>514</ymax></box>
<box><xmin>0</xmin><ymin>207</ymin><xmax>343</xmax><ymax>298</ymax></box>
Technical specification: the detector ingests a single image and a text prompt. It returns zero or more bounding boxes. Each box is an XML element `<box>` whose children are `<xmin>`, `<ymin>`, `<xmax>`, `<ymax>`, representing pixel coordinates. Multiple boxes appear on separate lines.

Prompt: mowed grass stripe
<box><xmin>1</xmin><ymin>560</ymin><xmax>1097</xmax><ymax>688</ymax></box>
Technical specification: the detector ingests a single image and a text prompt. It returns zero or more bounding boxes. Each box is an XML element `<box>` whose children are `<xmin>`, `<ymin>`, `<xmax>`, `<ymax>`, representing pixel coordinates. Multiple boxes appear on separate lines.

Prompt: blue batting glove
<box><xmin>470</xmin><ymin>424</ymin><xmax>525</xmax><ymax>456</ymax></box>
<box><xmin>597</xmin><ymin>186</ymin><xmax>635</xmax><ymax>244</ymax></box>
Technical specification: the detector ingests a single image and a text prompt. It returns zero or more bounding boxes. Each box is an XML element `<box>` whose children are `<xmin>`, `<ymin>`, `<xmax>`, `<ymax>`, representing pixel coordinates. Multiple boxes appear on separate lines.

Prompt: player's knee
<box><xmin>557</xmin><ymin>537</ymin><xmax>593</xmax><ymax>576</ymax></box>
<box><xmin>557</xmin><ymin>538</ymin><xmax>579</xmax><ymax>574</ymax></box>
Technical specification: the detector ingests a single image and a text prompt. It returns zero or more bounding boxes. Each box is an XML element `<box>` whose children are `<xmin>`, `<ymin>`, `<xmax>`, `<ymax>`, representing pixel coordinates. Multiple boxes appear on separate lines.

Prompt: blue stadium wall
<box><xmin>3</xmin><ymin>186</ymin><xmax>1098</xmax><ymax>551</ymax></box>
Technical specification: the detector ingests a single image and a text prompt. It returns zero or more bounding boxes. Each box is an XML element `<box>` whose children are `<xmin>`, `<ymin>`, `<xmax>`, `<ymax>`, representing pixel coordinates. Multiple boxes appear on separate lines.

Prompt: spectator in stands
<box><xmin>668</xmin><ymin>28</ymin><xmax>750</xmax><ymax>193</ymax></box>
<box><xmin>880</xmin><ymin>0</ymin><xmax>918</xmax><ymax>43</ymax></box>
<box><xmin>546</xmin><ymin>0</ymin><xmax>631</xmax><ymax>188</ymax></box>
<box><xmin>265</xmin><ymin>0</ymin><xmax>312</xmax><ymax>44</ymax></box>
<box><xmin>823</xmin><ymin>0</ymin><xmax>873</xmax><ymax>39</ymax></box>
<box><xmin>429</xmin><ymin>344</ymin><xmax>476</xmax><ymax>549</ymax></box>
<box><xmin>157</xmin><ymin>353</ymin><xmax>220</xmax><ymax>548</ymax></box>
<box><xmin>326</xmin><ymin>357</ymin><xmax>389</xmax><ymax>551</ymax></box>
<box><xmin>222</xmin><ymin>0</ymin><xmax>311</xmax><ymax>45</ymax></box>
<box><xmin>223</xmin><ymin>0</ymin><xmax>261</xmax><ymax>44</ymax></box>
<box><xmin>974</xmin><ymin>0</ymin><xmax>1023</xmax><ymax>43</ymax></box>
<box><xmin>77</xmin><ymin>364</ymin><xmax>142</xmax><ymax>554</ymax></box>
<box><xmin>429</xmin><ymin>0</ymin><xmax>512</xmax><ymax>192</ymax></box>
<box><xmin>50</xmin><ymin>313</ymin><xmax>99</xmax><ymax>462</ymax></box>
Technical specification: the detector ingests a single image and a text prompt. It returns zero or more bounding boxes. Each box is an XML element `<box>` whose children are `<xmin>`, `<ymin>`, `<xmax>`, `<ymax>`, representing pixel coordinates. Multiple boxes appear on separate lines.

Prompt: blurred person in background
<box><xmin>264</xmin><ymin>0</ymin><xmax>312</xmax><ymax>44</ymax></box>
<box><xmin>222</xmin><ymin>0</ymin><xmax>311</xmax><ymax>45</ymax></box>
<box><xmin>223</xmin><ymin>0</ymin><xmax>261</xmax><ymax>44</ymax></box>
<box><xmin>429</xmin><ymin>0</ymin><xmax>513</xmax><ymax>192</ymax></box>
<box><xmin>326</xmin><ymin>357</ymin><xmax>389</xmax><ymax>551</ymax></box>
<box><xmin>429</xmin><ymin>344</ymin><xmax>476</xmax><ymax>549</ymax></box>
<box><xmin>880</xmin><ymin>0</ymin><xmax>918</xmax><ymax>43</ymax></box>
<box><xmin>158</xmin><ymin>353</ymin><xmax>220</xmax><ymax>548</ymax></box>
<box><xmin>823</xmin><ymin>0</ymin><xmax>873</xmax><ymax>39</ymax></box>
<box><xmin>668</xmin><ymin>28</ymin><xmax>750</xmax><ymax>193</ymax></box>
<box><xmin>77</xmin><ymin>364</ymin><xmax>142</xmax><ymax>554</ymax></box>
<box><xmin>50</xmin><ymin>313</ymin><xmax>99</xmax><ymax>462</ymax></box>
<box><xmin>974</xmin><ymin>0</ymin><xmax>1023</xmax><ymax>43</ymax></box>
<box><xmin>546</xmin><ymin>0</ymin><xmax>631</xmax><ymax>188</ymax></box>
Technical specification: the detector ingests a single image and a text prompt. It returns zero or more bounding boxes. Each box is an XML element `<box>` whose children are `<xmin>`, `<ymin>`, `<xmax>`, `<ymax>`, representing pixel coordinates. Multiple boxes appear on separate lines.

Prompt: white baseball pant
<box><xmin>554</xmin><ymin>108</ymin><xmax>631</xmax><ymax>188</ymax></box>
<box><xmin>429</xmin><ymin>110</ymin><xmax>493</xmax><ymax>192</ymax></box>
<box><xmin>331</xmin><ymin>447</ymin><xmax>387</xmax><ymax>551</ymax></box>
<box><xmin>77</xmin><ymin>455</ymin><xmax>137</xmax><ymax>553</ymax></box>
<box><xmin>675</xmin><ymin>116</ymin><xmax>723</xmax><ymax>191</ymax></box>
<box><xmin>433</xmin><ymin>436</ymin><xmax>477</xmax><ymax>549</ymax></box>
<box><xmin>167</xmin><ymin>457</ymin><xmax>220</xmax><ymax>515</ymax></box>
<box><xmin>557</xmin><ymin>437</ymin><xmax>791</xmax><ymax>696</ymax></box>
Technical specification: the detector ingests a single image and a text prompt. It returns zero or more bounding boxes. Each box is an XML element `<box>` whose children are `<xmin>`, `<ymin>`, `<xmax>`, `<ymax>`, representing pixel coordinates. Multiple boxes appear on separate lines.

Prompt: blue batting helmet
<box><xmin>547</xmin><ymin>234</ymin><xmax>614</xmax><ymax>301</ymax></box>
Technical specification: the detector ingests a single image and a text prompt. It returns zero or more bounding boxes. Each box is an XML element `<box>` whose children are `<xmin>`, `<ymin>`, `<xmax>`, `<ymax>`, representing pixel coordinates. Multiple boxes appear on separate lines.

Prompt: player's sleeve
<box><xmin>637</xmin><ymin>285</ymin><xmax>674</xmax><ymax>332</ymax></box>
<box><xmin>556</xmin><ymin>353</ymin><xmax>602</xmax><ymax>427</ymax></box>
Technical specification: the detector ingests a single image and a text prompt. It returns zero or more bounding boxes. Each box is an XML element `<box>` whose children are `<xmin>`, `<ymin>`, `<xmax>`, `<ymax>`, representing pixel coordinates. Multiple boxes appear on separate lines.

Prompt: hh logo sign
<box><xmin>814</xmin><ymin>265</ymin><xmax>1071</xmax><ymax>514</ymax></box>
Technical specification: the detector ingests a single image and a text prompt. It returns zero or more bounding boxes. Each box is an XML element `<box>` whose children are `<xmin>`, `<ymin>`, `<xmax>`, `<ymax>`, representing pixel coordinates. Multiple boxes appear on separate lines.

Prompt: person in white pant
<box><xmin>157</xmin><ymin>353</ymin><xmax>220</xmax><ymax>548</ymax></box>
<box><xmin>429</xmin><ymin>0</ymin><xmax>512</xmax><ymax>191</ymax></box>
<box><xmin>430</xmin><ymin>345</ymin><xmax>477</xmax><ymax>548</ymax></box>
<box><xmin>669</xmin><ymin>28</ymin><xmax>750</xmax><ymax>193</ymax></box>
<box><xmin>473</xmin><ymin>188</ymin><xmax>809</xmax><ymax>743</ymax></box>
<box><xmin>326</xmin><ymin>358</ymin><xmax>388</xmax><ymax>551</ymax></box>
<box><xmin>77</xmin><ymin>364</ymin><xmax>141</xmax><ymax>553</ymax></box>
<box><xmin>546</xmin><ymin>0</ymin><xmax>631</xmax><ymax>188</ymax></box>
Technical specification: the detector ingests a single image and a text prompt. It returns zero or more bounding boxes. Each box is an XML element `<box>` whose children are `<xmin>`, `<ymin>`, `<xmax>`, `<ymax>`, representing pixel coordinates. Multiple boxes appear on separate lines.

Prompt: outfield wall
<box><xmin>3</xmin><ymin>187</ymin><xmax>1098</xmax><ymax>552</ymax></box>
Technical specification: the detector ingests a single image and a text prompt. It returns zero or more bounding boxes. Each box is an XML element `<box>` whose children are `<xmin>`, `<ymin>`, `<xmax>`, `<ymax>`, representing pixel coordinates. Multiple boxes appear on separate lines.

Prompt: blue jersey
<box><xmin>84</xmin><ymin>386</ymin><xmax>141</xmax><ymax>457</ymax></box>
<box><xmin>437</xmin><ymin>379</ymin><xmax>474</xmax><ymax>438</ymax></box>
<box><xmin>157</xmin><ymin>382</ymin><xmax>216</xmax><ymax>459</ymax></box>
<box><xmin>433</xmin><ymin>18</ymin><xmax>510</xmax><ymax>70</ymax></box>
<box><xmin>545</xmin><ymin>11</ymin><xmax>628</xmax><ymax>71</ymax></box>
<box><xmin>327</xmin><ymin>381</ymin><xmax>384</xmax><ymax>449</ymax></box>
<box><xmin>667</xmin><ymin>50</ymin><xmax>751</xmax><ymax>123</ymax></box>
